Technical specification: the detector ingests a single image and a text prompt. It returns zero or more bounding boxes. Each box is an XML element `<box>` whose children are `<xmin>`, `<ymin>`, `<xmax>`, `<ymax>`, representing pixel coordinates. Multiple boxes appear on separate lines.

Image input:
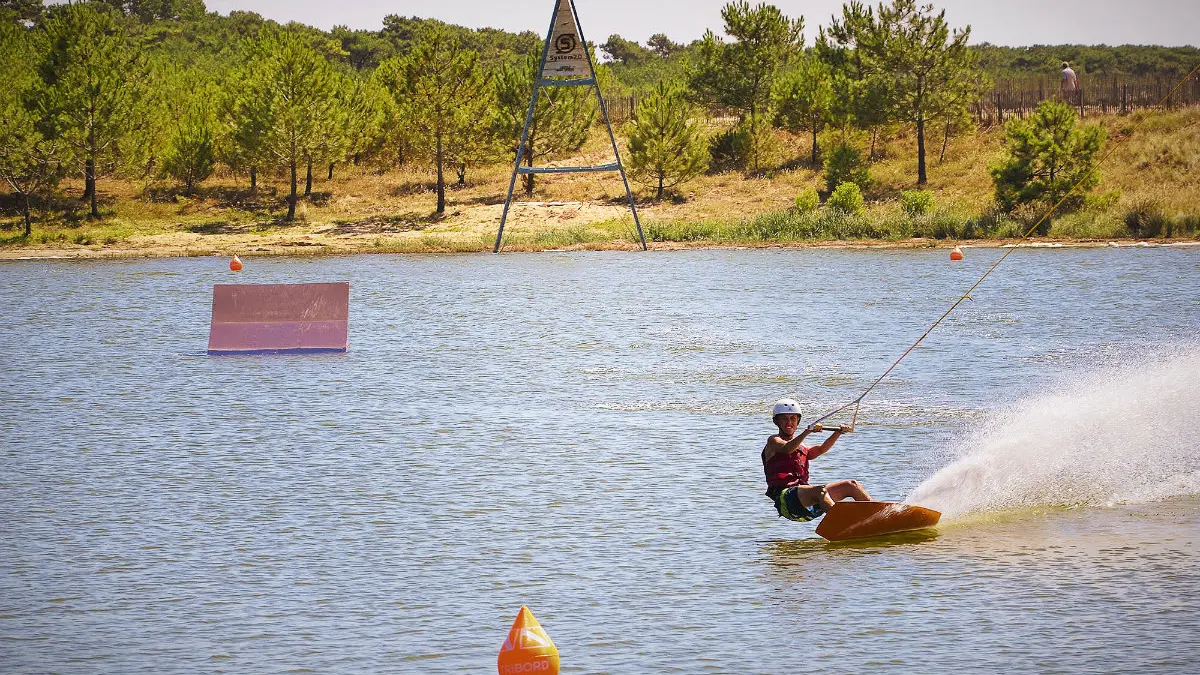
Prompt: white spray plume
<box><xmin>908</xmin><ymin>344</ymin><xmax>1200</xmax><ymax>519</ymax></box>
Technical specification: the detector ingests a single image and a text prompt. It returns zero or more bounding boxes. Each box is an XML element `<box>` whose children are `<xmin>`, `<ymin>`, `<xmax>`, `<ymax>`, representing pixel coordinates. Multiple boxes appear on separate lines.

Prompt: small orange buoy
<box><xmin>498</xmin><ymin>606</ymin><xmax>560</xmax><ymax>675</ymax></box>
<box><xmin>229</xmin><ymin>255</ymin><xmax>243</xmax><ymax>271</ymax></box>
<box><xmin>950</xmin><ymin>246</ymin><xmax>963</xmax><ymax>261</ymax></box>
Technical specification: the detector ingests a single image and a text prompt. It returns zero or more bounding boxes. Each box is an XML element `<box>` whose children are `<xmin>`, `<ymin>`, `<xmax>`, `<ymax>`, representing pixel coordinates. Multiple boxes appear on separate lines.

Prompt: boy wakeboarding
<box><xmin>762</xmin><ymin>399</ymin><xmax>872</xmax><ymax>522</ymax></box>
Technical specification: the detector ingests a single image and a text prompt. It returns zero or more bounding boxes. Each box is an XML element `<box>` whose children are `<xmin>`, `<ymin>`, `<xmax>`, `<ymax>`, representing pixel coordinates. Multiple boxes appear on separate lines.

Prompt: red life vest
<box><xmin>763</xmin><ymin>443</ymin><xmax>810</xmax><ymax>496</ymax></box>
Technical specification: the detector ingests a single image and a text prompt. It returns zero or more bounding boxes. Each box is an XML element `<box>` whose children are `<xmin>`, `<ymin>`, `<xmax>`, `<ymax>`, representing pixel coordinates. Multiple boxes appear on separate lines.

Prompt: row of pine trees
<box><xmin>0</xmin><ymin>1</ymin><xmax>1111</xmax><ymax>234</ymax></box>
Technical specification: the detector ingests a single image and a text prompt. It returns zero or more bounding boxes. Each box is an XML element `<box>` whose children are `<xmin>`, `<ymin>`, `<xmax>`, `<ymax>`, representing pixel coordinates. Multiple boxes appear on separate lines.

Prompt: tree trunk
<box><xmin>870</xmin><ymin>128</ymin><xmax>878</xmax><ymax>161</ymax></box>
<box><xmin>22</xmin><ymin>193</ymin><xmax>32</xmax><ymax>237</ymax></box>
<box><xmin>82</xmin><ymin>158</ymin><xmax>94</xmax><ymax>202</ymax></box>
<box><xmin>811</xmin><ymin>123</ymin><xmax>819</xmax><ymax>167</ymax></box>
<box><xmin>940</xmin><ymin>117</ymin><xmax>951</xmax><ymax>163</ymax></box>
<box><xmin>328</xmin><ymin>162</ymin><xmax>334</xmax><ymax>180</ymax></box>
<box><xmin>657</xmin><ymin>174</ymin><xmax>664</xmax><ymax>200</ymax></box>
<box><xmin>87</xmin><ymin>158</ymin><xmax>98</xmax><ymax>218</ymax></box>
<box><xmin>435</xmin><ymin>132</ymin><xmax>445</xmax><ymax>214</ymax></box>
<box><xmin>304</xmin><ymin>158</ymin><xmax>312</xmax><ymax>196</ymax></box>
<box><xmin>749</xmin><ymin>100</ymin><xmax>758</xmax><ymax>173</ymax></box>
<box><xmin>522</xmin><ymin>143</ymin><xmax>535</xmax><ymax>197</ymax></box>
<box><xmin>457</xmin><ymin>162</ymin><xmax>466</xmax><ymax>186</ymax></box>
<box><xmin>287</xmin><ymin>159</ymin><xmax>297</xmax><ymax>221</ymax></box>
<box><xmin>916</xmin><ymin>117</ymin><xmax>927</xmax><ymax>185</ymax></box>
<box><xmin>250</xmin><ymin>166</ymin><xmax>257</xmax><ymax>191</ymax></box>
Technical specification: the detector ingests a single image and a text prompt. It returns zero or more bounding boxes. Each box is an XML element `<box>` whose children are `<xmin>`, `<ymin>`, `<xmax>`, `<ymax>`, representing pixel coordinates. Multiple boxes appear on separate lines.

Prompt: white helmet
<box><xmin>772</xmin><ymin>399</ymin><xmax>802</xmax><ymax>418</ymax></box>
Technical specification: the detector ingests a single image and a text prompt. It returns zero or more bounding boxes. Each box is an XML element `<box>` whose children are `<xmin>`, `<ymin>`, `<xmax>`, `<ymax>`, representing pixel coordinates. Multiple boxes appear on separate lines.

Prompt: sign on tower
<box><xmin>542</xmin><ymin>0</ymin><xmax>592</xmax><ymax>77</ymax></box>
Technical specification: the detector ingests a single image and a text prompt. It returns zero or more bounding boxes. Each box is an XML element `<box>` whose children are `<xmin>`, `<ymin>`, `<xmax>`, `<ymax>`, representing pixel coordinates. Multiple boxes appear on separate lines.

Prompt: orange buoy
<box><xmin>498</xmin><ymin>606</ymin><xmax>559</xmax><ymax>675</ymax></box>
<box><xmin>229</xmin><ymin>255</ymin><xmax>243</xmax><ymax>271</ymax></box>
<box><xmin>950</xmin><ymin>246</ymin><xmax>964</xmax><ymax>261</ymax></box>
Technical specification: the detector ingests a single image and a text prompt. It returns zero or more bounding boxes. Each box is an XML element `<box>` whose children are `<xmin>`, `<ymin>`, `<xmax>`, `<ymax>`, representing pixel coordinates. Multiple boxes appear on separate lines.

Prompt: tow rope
<box><xmin>809</xmin><ymin>62</ymin><xmax>1200</xmax><ymax>431</ymax></box>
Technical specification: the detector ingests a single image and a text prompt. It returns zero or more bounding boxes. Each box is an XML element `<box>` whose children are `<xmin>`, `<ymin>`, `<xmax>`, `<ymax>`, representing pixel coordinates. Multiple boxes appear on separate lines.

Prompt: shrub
<box><xmin>991</xmin><ymin>100</ymin><xmax>1105</xmax><ymax>212</ymax></box>
<box><xmin>1049</xmin><ymin>211</ymin><xmax>1127</xmax><ymax>239</ymax></box>
<box><xmin>708</xmin><ymin>121</ymin><xmax>779</xmax><ymax>173</ymax></box>
<box><xmin>627</xmin><ymin>81</ymin><xmax>709</xmax><ymax>199</ymax></box>
<box><xmin>900</xmin><ymin>190</ymin><xmax>934</xmax><ymax>217</ymax></box>
<box><xmin>823</xmin><ymin>142</ymin><xmax>870</xmax><ymax>193</ymax></box>
<box><xmin>1083</xmin><ymin>189</ymin><xmax>1122</xmax><ymax>212</ymax></box>
<box><xmin>912</xmin><ymin>211</ymin><xmax>967</xmax><ymax>239</ymax></box>
<box><xmin>826</xmin><ymin>182</ymin><xmax>865</xmax><ymax>215</ymax></box>
<box><xmin>1124</xmin><ymin>199</ymin><xmax>1169</xmax><ymax>238</ymax></box>
<box><xmin>162</xmin><ymin>112</ymin><xmax>216</xmax><ymax>194</ymax></box>
<box><xmin>794</xmin><ymin>188</ymin><xmax>819</xmax><ymax>213</ymax></box>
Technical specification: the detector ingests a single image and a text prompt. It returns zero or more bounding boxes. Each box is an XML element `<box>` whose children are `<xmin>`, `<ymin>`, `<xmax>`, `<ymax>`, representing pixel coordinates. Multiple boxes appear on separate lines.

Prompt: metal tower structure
<box><xmin>492</xmin><ymin>0</ymin><xmax>646</xmax><ymax>253</ymax></box>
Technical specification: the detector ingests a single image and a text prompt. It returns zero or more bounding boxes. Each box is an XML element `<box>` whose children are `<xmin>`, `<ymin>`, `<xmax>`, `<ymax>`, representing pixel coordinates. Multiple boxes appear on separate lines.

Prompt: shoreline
<box><xmin>1</xmin><ymin>236</ymin><xmax>1197</xmax><ymax>261</ymax></box>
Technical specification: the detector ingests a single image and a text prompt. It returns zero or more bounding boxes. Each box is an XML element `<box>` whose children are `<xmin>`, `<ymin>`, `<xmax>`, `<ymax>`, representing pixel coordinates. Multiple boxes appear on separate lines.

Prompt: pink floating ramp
<box><xmin>207</xmin><ymin>282</ymin><xmax>349</xmax><ymax>355</ymax></box>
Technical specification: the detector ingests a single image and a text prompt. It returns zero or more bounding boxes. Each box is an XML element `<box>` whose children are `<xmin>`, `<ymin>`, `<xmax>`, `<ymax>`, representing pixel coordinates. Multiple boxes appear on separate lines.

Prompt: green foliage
<box><xmin>35</xmin><ymin>2</ymin><xmax>146</xmax><ymax>218</ymax></box>
<box><xmin>377</xmin><ymin>24</ymin><xmax>497</xmax><ymax>212</ymax></box>
<box><xmin>235</xmin><ymin>26</ymin><xmax>342</xmax><ymax>220</ymax></box>
<box><xmin>823</xmin><ymin>141</ymin><xmax>869</xmax><ymax>193</ymax></box>
<box><xmin>0</xmin><ymin>19</ymin><xmax>67</xmax><ymax>235</ymax></box>
<box><xmin>161</xmin><ymin>108</ymin><xmax>215</xmax><ymax>193</ymax></box>
<box><xmin>827</xmin><ymin>0</ymin><xmax>985</xmax><ymax>184</ymax></box>
<box><xmin>331</xmin><ymin>25</ymin><xmax>396</xmax><ymax>71</ymax></box>
<box><xmin>337</xmin><ymin>74</ymin><xmax>390</xmax><ymax>167</ymax></box>
<box><xmin>626</xmin><ymin>81</ymin><xmax>708</xmax><ymax>199</ymax></box>
<box><xmin>973</xmin><ymin>44</ymin><xmax>1200</xmax><ymax>78</ymax></box>
<box><xmin>1120</xmin><ymin>200</ymin><xmax>1200</xmax><ymax>238</ymax></box>
<box><xmin>794</xmin><ymin>188</ymin><xmax>819</xmax><ymax>213</ymax></box>
<box><xmin>98</xmin><ymin>1</ymin><xmax>207</xmax><ymax>23</ymax></box>
<box><xmin>772</xmin><ymin>53</ymin><xmax>834</xmax><ymax>165</ymax></box>
<box><xmin>647</xmin><ymin>34</ymin><xmax>682</xmax><ymax>59</ymax></box>
<box><xmin>991</xmin><ymin>100</ymin><xmax>1106</xmax><ymax>217</ymax></box>
<box><xmin>1083</xmin><ymin>189</ymin><xmax>1121</xmax><ymax>212</ymax></box>
<box><xmin>708</xmin><ymin>120</ymin><xmax>779</xmax><ymax>173</ymax></box>
<box><xmin>601</xmin><ymin>34</ymin><xmax>653</xmax><ymax>65</ymax></box>
<box><xmin>1</xmin><ymin>0</ymin><xmax>44</xmax><ymax>23</ymax></box>
<box><xmin>900</xmin><ymin>190</ymin><xmax>934</xmax><ymax>216</ymax></box>
<box><xmin>688</xmin><ymin>1</ymin><xmax>802</xmax><ymax>172</ymax></box>
<box><xmin>827</xmin><ymin>182</ymin><xmax>865</xmax><ymax>215</ymax></box>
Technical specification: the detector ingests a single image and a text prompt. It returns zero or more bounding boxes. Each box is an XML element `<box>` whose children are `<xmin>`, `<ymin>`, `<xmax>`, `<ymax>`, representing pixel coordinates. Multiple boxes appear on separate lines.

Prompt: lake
<box><xmin>2</xmin><ymin>246</ymin><xmax>1198</xmax><ymax>673</ymax></box>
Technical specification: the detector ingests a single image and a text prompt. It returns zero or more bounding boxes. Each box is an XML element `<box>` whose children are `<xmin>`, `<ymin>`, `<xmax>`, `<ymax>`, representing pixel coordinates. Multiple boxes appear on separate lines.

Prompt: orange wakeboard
<box><xmin>815</xmin><ymin>501</ymin><xmax>941</xmax><ymax>541</ymax></box>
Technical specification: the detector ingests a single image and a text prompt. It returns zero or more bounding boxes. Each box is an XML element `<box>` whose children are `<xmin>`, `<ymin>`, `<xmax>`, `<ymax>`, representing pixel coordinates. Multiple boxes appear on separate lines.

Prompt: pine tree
<box><xmin>688</xmin><ymin>1</ymin><xmax>803</xmax><ymax>172</ymax></box>
<box><xmin>0</xmin><ymin>19</ymin><xmax>67</xmax><ymax>236</ymax></box>
<box><xmin>236</xmin><ymin>27</ymin><xmax>340</xmax><ymax>221</ymax></box>
<box><xmin>162</xmin><ymin>108</ymin><xmax>215</xmax><ymax>194</ymax></box>
<box><xmin>991</xmin><ymin>100</ymin><xmax>1105</xmax><ymax>216</ymax></box>
<box><xmin>627</xmin><ymin>81</ymin><xmax>708</xmax><ymax>199</ymax></box>
<box><xmin>34</xmin><ymin>3</ymin><xmax>143</xmax><ymax>218</ymax></box>
<box><xmin>827</xmin><ymin>0</ymin><xmax>980</xmax><ymax>185</ymax></box>
<box><xmin>772</xmin><ymin>52</ymin><xmax>834</xmax><ymax>166</ymax></box>
<box><xmin>376</xmin><ymin>24</ymin><xmax>496</xmax><ymax>214</ymax></box>
<box><xmin>334</xmin><ymin>73</ymin><xmax>389</xmax><ymax>173</ymax></box>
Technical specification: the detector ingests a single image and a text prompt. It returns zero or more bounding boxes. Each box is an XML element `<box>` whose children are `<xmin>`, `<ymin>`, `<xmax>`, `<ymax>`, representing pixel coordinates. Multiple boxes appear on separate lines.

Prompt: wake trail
<box><xmin>908</xmin><ymin>344</ymin><xmax>1200</xmax><ymax>519</ymax></box>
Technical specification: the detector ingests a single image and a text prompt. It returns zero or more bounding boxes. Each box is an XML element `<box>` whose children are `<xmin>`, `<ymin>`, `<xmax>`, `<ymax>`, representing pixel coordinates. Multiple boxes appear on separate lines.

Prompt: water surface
<box><xmin>2</xmin><ymin>247</ymin><xmax>1198</xmax><ymax>673</ymax></box>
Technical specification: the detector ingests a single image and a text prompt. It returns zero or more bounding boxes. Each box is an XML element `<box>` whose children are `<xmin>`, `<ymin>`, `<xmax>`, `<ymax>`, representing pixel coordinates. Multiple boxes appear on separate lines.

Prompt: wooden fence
<box><xmin>975</xmin><ymin>74</ymin><xmax>1199</xmax><ymax>125</ymax></box>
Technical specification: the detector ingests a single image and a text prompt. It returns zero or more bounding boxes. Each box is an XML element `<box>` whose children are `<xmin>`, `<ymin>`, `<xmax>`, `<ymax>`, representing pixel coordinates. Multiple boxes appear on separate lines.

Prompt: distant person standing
<box><xmin>1060</xmin><ymin>61</ymin><xmax>1079</xmax><ymax>104</ymax></box>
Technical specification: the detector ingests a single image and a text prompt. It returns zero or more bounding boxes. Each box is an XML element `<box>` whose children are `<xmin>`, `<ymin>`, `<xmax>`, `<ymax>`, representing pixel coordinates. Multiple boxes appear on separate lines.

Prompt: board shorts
<box><xmin>773</xmin><ymin>485</ymin><xmax>827</xmax><ymax>522</ymax></box>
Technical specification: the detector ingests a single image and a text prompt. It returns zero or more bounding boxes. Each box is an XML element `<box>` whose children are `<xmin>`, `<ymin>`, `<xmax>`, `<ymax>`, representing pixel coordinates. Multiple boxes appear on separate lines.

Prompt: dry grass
<box><xmin>2</xmin><ymin>108</ymin><xmax>1198</xmax><ymax>258</ymax></box>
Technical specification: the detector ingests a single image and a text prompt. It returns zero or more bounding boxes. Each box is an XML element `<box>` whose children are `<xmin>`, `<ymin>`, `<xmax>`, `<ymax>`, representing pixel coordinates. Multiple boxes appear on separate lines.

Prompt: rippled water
<box><xmin>2</xmin><ymin>247</ymin><xmax>1198</xmax><ymax>673</ymax></box>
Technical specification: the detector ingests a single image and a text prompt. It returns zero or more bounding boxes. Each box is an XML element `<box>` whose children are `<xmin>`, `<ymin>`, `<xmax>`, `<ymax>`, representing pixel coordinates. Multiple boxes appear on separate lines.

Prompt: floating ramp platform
<box><xmin>207</xmin><ymin>282</ymin><xmax>349</xmax><ymax>355</ymax></box>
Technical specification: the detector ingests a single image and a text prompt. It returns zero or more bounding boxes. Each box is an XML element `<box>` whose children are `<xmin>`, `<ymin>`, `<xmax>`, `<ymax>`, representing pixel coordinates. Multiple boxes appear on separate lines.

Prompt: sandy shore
<box><xmin>1</xmin><ymin>233</ymin><xmax>1194</xmax><ymax>261</ymax></box>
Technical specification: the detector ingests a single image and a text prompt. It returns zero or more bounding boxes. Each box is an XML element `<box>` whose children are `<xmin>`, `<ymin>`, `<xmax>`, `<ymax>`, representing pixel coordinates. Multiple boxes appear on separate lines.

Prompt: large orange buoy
<box><xmin>950</xmin><ymin>246</ymin><xmax>964</xmax><ymax>261</ymax></box>
<box><xmin>229</xmin><ymin>255</ymin><xmax>243</xmax><ymax>271</ymax></box>
<box><xmin>498</xmin><ymin>606</ymin><xmax>560</xmax><ymax>675</ymax></box>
